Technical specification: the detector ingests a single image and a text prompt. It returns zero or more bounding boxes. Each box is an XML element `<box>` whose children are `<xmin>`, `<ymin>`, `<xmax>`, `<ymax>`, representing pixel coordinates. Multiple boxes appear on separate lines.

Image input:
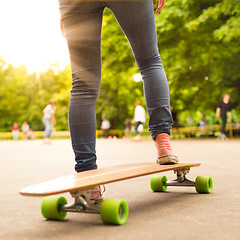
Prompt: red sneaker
<box><xmin>155</xmin><ymin>133</ymin><xmax>178</xmax><ymax>164</ymax></box>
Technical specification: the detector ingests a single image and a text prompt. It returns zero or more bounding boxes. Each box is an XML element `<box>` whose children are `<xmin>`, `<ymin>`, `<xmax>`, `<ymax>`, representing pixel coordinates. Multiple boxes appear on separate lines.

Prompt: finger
<box><xmin>155</xmin><ymin>0</ymin><xmax>165</xmax><ymax>14</ymax></box>
<box><xmin>155</xmin><ymin>7</ymin><xmax>162</xmax><ymax>15</ymax></box>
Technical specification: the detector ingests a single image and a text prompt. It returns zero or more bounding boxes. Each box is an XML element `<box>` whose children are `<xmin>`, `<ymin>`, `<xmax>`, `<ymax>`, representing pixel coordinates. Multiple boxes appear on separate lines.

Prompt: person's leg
<box><xmin>105</xmin><ymin>0</ymin><xmax>172</xmax><ymax>139</ymax></box>
<box><xmin>103</xmin><ymin>129</ymin><xmax>107</xmax><ymax>138</ymax></box>
<box><xmin>134</xmin><ymin>121</ymin><xmax>143</xmax><ymax>140</ymax></box>
<box><xmin>42</xmin><ymin>118</ymin><xmax>49</xmax><ymax>138</ymax></box>
<box><xmin>48</xmin><ymin>121</ymin><xmax>54</xmax><ymax>138</ymax></box>
<box><xmin>59</xmin><ymin>1</ymin><xmax>104</xmax><ymax>172</ymax></box>
<box><xmin>135</xmin><ymin>121</ymin><xmax>141</xmax><ymax>136</ymax></box>
<box><xmin>106</xmin><ymin>0</ymin><xmax>177</xmax><ymax>163</ymax></box>
<box><xmin>42</xmin><ymin>118</ymin><xmax>52</xmax><ymax>143</ymax></box>
<box><xmin>220</xmin><ymin>115</ymin><xmax>227</xmax><ymax>136</ymax></box>
<box><xmin>12</xmin><ymin>131</ymin><xmax>18</xmax><ymax>140</ymax></box>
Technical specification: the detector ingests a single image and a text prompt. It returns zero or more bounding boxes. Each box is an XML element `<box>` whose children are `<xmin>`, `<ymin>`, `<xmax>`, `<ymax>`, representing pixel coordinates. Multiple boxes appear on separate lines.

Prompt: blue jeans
<box><xmin>59</xmin><ymin>0</ymin><xmax>173</xmax><ymax>172</ymax></box>
<box><xmin>135</xmin><ymin>121</ymin><xmax>143</xmax><ymax>136</ymax></box>
<box><xmin>42</xmin><ymin>117</ymin><xmax>54</xmax><ymax>138</ymax></box>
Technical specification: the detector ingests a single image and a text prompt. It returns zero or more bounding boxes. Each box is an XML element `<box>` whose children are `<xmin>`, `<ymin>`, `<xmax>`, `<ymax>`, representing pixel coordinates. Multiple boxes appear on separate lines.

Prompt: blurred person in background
<box><xmin>216</xmin><ymin>94</ymin><xmax>232</xmax><ymax>138</ymax></box>
<box><xmin>42</xmin><ymin>99</ymin><xmax>56</xmax><ymax>144</ymax></box>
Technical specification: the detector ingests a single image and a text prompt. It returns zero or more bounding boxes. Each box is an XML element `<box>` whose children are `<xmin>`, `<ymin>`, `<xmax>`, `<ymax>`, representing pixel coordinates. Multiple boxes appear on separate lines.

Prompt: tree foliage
<box><xmin>155</xmin><ymin>0</ymin><xmax>240</xmax><ymax>124</ymax></box>
<box><xmin>0</xmin><ymin>0</ymin><xmax>239</xmax><ymax>131</ymax></box>
<box><xmin>0</xmin><ymin>57</ymin><xmax>72</xmax><ymax>131</ymax></box>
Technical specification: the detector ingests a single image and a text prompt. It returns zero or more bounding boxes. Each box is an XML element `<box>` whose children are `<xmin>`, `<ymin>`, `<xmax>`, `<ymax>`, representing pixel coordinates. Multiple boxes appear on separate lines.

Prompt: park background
<box><xmin>0</xmin><ymin>0</ymin><xmax>239</xmax><ymax>135</ymax></box>
<box><xmin>1</xmin><ymin>1</ymin><xmax>240</xmax><ymax>239</ymax></box>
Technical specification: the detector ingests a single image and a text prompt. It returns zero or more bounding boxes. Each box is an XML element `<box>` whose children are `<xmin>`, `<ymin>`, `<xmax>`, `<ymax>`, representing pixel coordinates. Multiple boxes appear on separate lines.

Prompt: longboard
<box><xmin>19</xmin><ymin>162</ymin><xmax>213</xmax><ymax>225</ymax></box>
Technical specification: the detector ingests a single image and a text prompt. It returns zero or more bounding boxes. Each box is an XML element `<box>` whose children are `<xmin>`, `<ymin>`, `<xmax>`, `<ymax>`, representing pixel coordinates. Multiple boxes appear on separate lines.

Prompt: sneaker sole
<box><xmin>157</xmin><ymin>155</ymin><xmax>178</xmax><ymax>165</ymax></box>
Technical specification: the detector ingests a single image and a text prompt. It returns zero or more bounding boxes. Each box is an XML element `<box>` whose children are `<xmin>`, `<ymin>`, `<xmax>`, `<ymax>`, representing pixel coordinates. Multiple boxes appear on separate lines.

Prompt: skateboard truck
<box><xmin>166</xmin><ymin>168</ymin><xmax>195</xmax><ymax>187</ymax></box>
<box><xmin>61</xmin><ymin>190</ymin><xmax>101</xmax><ymax>214</ymax></box>
<box><xmin>151</xmin><ymin>167</ymin><xmax>213</xmax><ymax>194</ymax></box>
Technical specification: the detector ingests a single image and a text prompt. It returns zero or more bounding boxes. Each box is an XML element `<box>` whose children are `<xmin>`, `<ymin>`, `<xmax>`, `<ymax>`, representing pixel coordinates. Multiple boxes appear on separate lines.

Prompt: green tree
<box><xmin>155</xmin><ymin>0</ymin><xmax>240</xmax><ymax>125</ymax></box>
<box><xmin>0</xmin><ymin>58</ymin><xmax>72</xmax><ymax>131</ymax></box>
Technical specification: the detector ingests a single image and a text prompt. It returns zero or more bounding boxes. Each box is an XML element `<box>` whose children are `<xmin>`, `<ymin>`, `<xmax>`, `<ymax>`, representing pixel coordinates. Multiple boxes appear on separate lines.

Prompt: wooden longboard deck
<box><xmin>19</xmin><ymin>163</ymin><xmax>200</xmax><ymax>197</ymax></box>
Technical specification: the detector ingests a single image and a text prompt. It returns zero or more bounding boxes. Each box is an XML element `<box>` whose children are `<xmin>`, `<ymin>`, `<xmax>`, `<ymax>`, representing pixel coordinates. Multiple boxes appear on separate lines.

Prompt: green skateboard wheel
<box><xmin>41</xmin><ymin>196</ymin><xmax>67</xmax><ymax>220</ymax></box>
<box><xmin>195</xmin><ymin>176</ymin><xmax>213</xmax><ymax>193</ymax></box>
<box><xmin>100</xmin><ymin>199</ymin><xmax>128</xmax><ymax>225</ymax></box>
<box><xmin>150</xmin><ymin>175</ymin><xmax>168</xmax><ymax>192</ymax></box>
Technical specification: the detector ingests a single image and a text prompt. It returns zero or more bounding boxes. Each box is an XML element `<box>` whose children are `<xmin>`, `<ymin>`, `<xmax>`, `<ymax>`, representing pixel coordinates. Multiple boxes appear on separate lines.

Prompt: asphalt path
<box><xmin>1</xmin><ymin>138</ymin><xmax>240</xmax><ymax>240</ymax></box>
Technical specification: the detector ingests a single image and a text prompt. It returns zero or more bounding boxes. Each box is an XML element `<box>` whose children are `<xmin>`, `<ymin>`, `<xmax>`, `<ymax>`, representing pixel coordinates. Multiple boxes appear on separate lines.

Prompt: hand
<box><xmin>216</xmin><ymin>108</ymin><xmax>220</xmax><ymax>118</ymax></box>
<box><xmin>153</xmin><ymin>0</ymin><xmax>166</xmax><ymax>14</ymax></box>
<box><xmin>52</xmin><ymin>117</ymin><xmax>56</xmax><ymax>126</ymax></box>
<box><xmin>228</xmin><ymin>113</ymin><xmax>232</xmax><ymax>121</ymax></box>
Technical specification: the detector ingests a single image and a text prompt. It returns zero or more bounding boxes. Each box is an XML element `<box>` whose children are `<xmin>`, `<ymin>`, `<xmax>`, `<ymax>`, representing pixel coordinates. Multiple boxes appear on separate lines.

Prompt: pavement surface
<box><xmin>0</xmin><ymin>138</ymin><xmax>240</xmax><ymax>240</ymax></box>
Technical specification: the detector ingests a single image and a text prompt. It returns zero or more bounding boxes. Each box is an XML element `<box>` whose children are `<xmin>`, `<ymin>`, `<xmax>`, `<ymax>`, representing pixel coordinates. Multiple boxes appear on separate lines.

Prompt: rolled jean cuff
<box><xmin>150</xmin><ymin>124</ymin><xmax>172</xmax><ymax>140</ymax></box>
<box><xmin>75</xmin><ymin>161</ymin><xmax>97</xmax><ymax>172</ymax></box>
